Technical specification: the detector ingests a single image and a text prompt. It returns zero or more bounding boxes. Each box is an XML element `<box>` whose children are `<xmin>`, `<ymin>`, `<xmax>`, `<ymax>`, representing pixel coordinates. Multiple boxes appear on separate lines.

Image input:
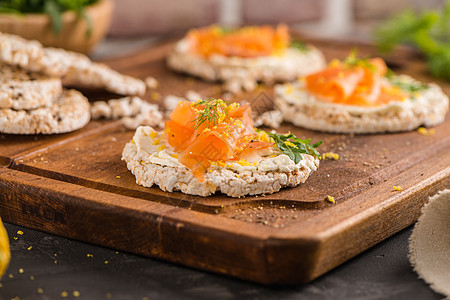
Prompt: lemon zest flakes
<box><xmin>256</xmin><ymin>130</ymin><xmax>273</xmax><ymax>143</ymax></box>
<box><xmin>284</xmin><ymin>141</ymin><xmax>297</xmax><ymax>148</ymax></box>
<box><xmin>157</xmin><ymin>144</ymin><xmax>166</xmax><ymax>152</ymax></box>
<box><xmin>393</xmin><ymin>186</ymin><xmax>403</xmax><ymax>191</ymax></box>
<box><xmin>237</xmin><ymin>159</ymin><xmax>251</xmax><ymax>166</ymax></box>
<box><xmin>329</xmin><ymin>59</ymin><xmax>341</xmax><ymax>68</ymax></box>
<box><xmin>17</xmin><ymin>230</ymin><xmax>23</xmax><ymax>235</ymax></box>
<box><xmin>149</xmin><ymin>131</ymin><xmax>158</xmax><ymax>139</ymax></box>
<box><xmin>417</xmin><ymin>127</ymin><xmax>435</xmax><ymax>136</ymax></box>
<box><xmin>322</xmin><ymin>152</ymin><xmax>339</xmax><ymax>160</ymax></box>
<box><xmin>285</xmin><ymin>83</ymin><xmax>293</xmax><ymax>95</ymax></box>
<box><xmin>326</xmin><ymin>195</ymin><xmax>335</xmax><ymax>204</ymax></box>
<box><xmin>153</xmin><ymin>138</ymin><xmax>161</xmax><ymax>145</ymax></box>
<box><xmin>151</xmin><ymin>92</ymin><xmax>160</xmax><ymax>101</ymax></box>
<box><xmin>227</xmin><ymin>102</ymin><xmax>240</xmax><ymax>113</ymax></box>
<box><xmin>234</xmin><ymin>119</ymin><xmax>243</xmax><ymax>128</ymax></box>
<box><xmin>171</xmin><ymin>153</ymin><xmax>179</xmax><ymax>159</ymax></box>
<box><xmin>210</xmin><ymin>160</ymin><xmax>226</xmax><ymax>167</ymax></box>
<box><xmin>115</xmin><ymin>175</ymin><xmax>121</xmax><ymax>179</ymax></box>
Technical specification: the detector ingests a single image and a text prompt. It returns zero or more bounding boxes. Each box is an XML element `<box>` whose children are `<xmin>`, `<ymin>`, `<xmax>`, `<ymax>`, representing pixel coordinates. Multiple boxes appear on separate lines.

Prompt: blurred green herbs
<box><xmin>375</xmin><ymin>1</ymin><xmax>450</xmax><ymax>81</ymax></box>
<box><xmin>0</xmin><ymin>0</ymin><xmax>98</xmax><ymax>35</ymax></box>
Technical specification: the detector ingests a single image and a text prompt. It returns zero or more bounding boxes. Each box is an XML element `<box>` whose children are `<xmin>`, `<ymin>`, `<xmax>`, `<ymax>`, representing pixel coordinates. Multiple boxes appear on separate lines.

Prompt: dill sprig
<box><xmin>290</xmin><ymin>40</ymin><xmax>308</xmax><ymax>52</ymax></box>
<box><xmin>343</xmin><ymin>49</ymin><xmax>376</xmax><ymax>71</ymax></box>
<box><xmin>192</xmin><ymin>99</ymin><xmax>229</xmax><ymax>129</ymax></box>
<box><xmin>386</xmin><ymin>73</ymin><xmax>429</xmax><ymax>94</ymax></box>
<box><xmin>265</xmin><ymin>131</ymin><xmax>322</xmax><ymax>163</ymax></box>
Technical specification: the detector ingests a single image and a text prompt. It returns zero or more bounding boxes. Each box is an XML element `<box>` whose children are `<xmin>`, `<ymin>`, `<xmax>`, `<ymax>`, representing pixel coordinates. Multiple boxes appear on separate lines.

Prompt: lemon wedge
<box><xmin>0</xmin><ymin>219</ymin><xmax>10</xmax><ymax>278</ymax></box>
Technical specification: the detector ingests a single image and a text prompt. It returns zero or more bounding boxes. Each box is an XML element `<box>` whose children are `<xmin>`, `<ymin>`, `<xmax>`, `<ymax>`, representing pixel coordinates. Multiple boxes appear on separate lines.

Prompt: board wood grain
<box><xmin>0</xmin><ymin>37</ymin><xmax>449</xmax><ymax>284</ymax></box>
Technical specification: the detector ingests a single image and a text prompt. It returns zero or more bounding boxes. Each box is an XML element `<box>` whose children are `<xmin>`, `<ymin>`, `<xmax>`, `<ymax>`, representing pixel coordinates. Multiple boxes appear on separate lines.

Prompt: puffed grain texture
<box><xmin>122</xmin><ymin>141</ymin><xmax>319</xmax><ymax>197</ymax></box>
<box><xmin>0</xmin><ymin>89</ymin><xmax>90</xmax><ymax>134</ymax></box>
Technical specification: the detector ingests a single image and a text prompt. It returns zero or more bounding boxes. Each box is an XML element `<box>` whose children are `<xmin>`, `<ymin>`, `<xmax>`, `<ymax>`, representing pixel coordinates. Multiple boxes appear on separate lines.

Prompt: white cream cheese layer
<box><xmin>132</xmin><ymin>126</ymin><xmax>316</xmax><ymax>174</ymax></box>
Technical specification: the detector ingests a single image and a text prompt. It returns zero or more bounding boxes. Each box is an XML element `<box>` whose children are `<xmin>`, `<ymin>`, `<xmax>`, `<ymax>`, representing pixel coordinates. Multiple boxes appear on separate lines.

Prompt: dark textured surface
<box><xmin>0</xmin><ymin>222</ymin><xmax>441</xmax><ymax>300</ymax></box>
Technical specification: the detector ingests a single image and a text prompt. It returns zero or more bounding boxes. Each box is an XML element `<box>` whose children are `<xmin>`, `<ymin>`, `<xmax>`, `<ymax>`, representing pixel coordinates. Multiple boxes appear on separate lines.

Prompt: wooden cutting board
<box><xmin>0</xmin><ymin>37</ymin><xmax>449</xmax><ymax>285</ymax></box>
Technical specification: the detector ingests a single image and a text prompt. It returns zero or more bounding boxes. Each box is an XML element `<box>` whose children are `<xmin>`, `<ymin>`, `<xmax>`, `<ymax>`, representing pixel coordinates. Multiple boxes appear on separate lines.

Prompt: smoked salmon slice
<box><xmin>187</xmin><ymin>24</ymin><xmax>290</xmax><ymax>58</ymax></box>
<box><xmin>304</xmin><ymin>54</ymin><xmax>408</xmax><ymax>107</ymax></box>
<box><xmin>165</xmin><ymin>99</ymin><xmax>273</xmax><ymax>181</ymax></box>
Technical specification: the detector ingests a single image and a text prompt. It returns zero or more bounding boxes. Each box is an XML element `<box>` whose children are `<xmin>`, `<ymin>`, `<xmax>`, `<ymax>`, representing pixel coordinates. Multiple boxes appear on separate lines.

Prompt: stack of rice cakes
<box><xmin>0</xmin><ymin>32</ymin><xmax>146</xmax><ymax>134</ymax></box>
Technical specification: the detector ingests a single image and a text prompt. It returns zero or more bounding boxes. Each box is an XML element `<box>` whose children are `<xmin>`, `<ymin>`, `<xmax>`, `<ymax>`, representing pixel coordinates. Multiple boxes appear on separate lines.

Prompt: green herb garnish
<box><xmin>266</xmin><ymin>132</ymin><xmax>322</xmax><ymax>163</ymax></box>
<box><xmin>387</xmin><ymin>75</ymin><xmax>429</xmax><ymax>94</ymax></box>
<box><xmin>192</xmin><ymin>99</ymin><xmax>229</xmax><ymax>130</ymax></box>
<box><xmin>343</xmin><ymin>49</ymin><xmax>376</xmax><ymax>71</ymax></box>
<box><xmin>375</xmin><ymin>0</ymin><xmax>450</xmax><ymax>81</ymax></box>
<box><xmin>218</xmin><ymin>26</ymin><xmax>235</xmax><ymax>34</ymax></box>
<box><xmin>290</xmin><ymin>40</ymin><xmax>308</xmax><ymax>52</ymax></box>
<box><xmin>0</xmin><ymin>0</ymin><xmax>98</xmax><ymax>35</ymax></box>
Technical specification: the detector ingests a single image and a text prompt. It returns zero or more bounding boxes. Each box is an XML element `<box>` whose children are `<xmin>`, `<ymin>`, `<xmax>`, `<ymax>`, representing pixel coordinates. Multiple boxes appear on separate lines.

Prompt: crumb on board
<box><xmin>17</xmin><ymin>230</ymin><xmax>23</xmax><ymax>235</ymax></box>
<box><xmin>322</xmin><ymin>152</ymin><xmax>339</xmax><ymax>160</ymax></box>
<box><xmin>145</xmin><ymin>76</ymin><xmax>158</xmax><ymax>90</ymax></box>
<box><xmin>326</xmin><ymin>195</ymin><xmax>335</xmax><ymax>204</ymax></box>
<box><xmin>393</xmin><ymin>186</ymin><xmax>404</xmax><ymax>191</ymax></box>
<box><xmin>115</xmin><ymin>175</ymin><xmax>121</xmax><ymax>179</ymax></box>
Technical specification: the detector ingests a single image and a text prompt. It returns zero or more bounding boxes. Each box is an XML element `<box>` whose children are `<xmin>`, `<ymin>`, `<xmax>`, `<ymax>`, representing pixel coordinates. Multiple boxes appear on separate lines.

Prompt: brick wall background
<box><xmin>108</xmin><ymin>0</ymin><xmax>446</xmax><ymax>40</ymax></box>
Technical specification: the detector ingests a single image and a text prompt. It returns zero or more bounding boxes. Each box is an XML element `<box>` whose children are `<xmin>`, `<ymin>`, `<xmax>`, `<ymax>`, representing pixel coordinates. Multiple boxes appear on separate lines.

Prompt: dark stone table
<box><xmin>0</xmin><ymin>222</ymin><xmax>440</xmax><ymax>300</ymax></box>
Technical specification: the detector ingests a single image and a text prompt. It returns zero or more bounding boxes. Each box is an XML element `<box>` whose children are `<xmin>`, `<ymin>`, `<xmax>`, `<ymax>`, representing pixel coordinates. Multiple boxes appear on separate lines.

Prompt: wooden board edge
<box><xmin>0</xmin><ymin>168</ymin><xmax>316</xmax><ymax>284</ymax></box>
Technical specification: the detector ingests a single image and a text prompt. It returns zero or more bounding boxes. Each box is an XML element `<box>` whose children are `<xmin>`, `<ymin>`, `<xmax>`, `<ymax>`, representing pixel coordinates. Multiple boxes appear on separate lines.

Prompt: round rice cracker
<box><xmin>0</xmin><ymin>32</ymin><xmax>146</xmax><ymax>96</ymax></box>
<box><xmin>167</xmin><ymin>38</ymin><xmax>326</xmax><ymax>84</ymax></box>
<box><xmin>0</xmin><ymin>89</ymin><xmax>90</xmax><ymax>134</ymax></box>
<box><xmin>274</xmin><ymin>79</ymin><xmax>449</xmax><ymax>134</ymax></box>
<box><xmin>0</xmin><ymin>63</ymin><xmax>62</xmax><ymax>110</ymax></box>
<box><xmin>122</xmin><ymin>139</ymin><xmax>319</xmax><ymax>198</ymax></box>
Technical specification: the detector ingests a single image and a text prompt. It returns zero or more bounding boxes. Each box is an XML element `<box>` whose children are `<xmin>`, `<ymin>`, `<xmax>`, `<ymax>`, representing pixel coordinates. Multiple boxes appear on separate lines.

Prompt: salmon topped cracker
<box><xmin>167</xmin><ymin>25</ymin><xmax>325</xmax><ymax>94</ymax></box>
<box><xmin>275</xmin><ymin>52</ymin><xmax>449</xmax><ymax>134</ymax></box>
<box><xmin>122</xmin><ymin>99</ymin><xmax>321</xmax><ymax>197</ymax></box>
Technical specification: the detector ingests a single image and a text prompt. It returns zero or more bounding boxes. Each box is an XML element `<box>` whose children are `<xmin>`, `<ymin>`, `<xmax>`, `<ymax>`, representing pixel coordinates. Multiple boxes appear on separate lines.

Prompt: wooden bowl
<box><xmin>0</xmin><ymin>0</ymin><xmax>114</xmax><ymax>54</ymax></box>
